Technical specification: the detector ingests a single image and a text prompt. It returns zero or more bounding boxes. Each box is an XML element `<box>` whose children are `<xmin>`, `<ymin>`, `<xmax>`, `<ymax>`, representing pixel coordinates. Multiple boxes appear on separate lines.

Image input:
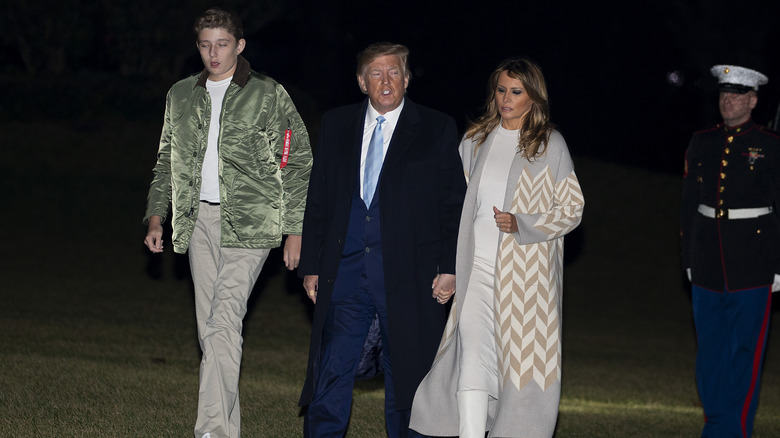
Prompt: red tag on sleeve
<box><xmin>280</xmin><ymin>129</ymin><xmax>291</xmax><ymax>169</ymax></box>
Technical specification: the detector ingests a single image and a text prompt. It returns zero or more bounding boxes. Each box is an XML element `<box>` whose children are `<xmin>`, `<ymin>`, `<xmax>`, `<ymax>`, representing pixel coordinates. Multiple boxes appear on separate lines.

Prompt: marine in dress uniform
<box><xmin>681</xmin><ymin>65</ymin><xmax>780</xmax><ymax>438</ymax></box>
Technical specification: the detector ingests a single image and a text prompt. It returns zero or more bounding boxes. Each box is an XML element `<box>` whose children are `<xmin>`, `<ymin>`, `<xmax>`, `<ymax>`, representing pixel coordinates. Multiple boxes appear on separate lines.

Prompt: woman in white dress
<box><xmin>411</xmin><ymin>58</ymin><xmax>584</xmax><ymax>437</ymax></box>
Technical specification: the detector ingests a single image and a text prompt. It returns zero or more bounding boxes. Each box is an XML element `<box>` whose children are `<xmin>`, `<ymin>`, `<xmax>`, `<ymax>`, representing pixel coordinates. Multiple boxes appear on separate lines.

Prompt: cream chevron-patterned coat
<box><xmin>410</xmin><ymin>129</ymin><xmax>584</xmax><ymax>437</ymax></box>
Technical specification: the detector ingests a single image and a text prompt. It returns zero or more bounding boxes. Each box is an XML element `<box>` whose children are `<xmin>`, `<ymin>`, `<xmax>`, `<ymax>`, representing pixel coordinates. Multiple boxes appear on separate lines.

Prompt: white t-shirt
<box><xmin>200</xmin><ymin>77</ymin><xmax>232</xmax><ymax>203</ymax></box>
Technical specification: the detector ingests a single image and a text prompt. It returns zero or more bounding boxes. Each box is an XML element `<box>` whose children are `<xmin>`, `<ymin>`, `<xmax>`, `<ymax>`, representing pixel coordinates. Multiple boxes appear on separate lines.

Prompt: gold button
<box><xmin>720</xmin><ymin>173</ymin><xmax>726</xmax><ymax>179</ymax></box>
<box><xmin>736</xmin><ymin>127</ymin><xmax>742</xmax><ymax>133</ymax></box>
<box><xmin>725</xmin><ymin>147</ymin><xmax>730</xmax><ymax>154</ymax></box>
<box><xmin>718</xmin><ymin>209</ymin><xmax>725</xmax><ymax>218</ymax></box>
<box><xmin>722</xmin><ymin>159</ymin><xmax>728</xmax><ymax>166</ymax></box>
<box><xmin>697</xmin><ymin>176</ymin><xmax>703</xmax><ymax>183</ymax></box>
<box><xmin>728</xmin><ymin>136</ymin><xmax>734</xmax><ymax>143</ymax></box>
<box><xmin>718</xmin><ymin>199</ymin><xmax>724</xmax><ymax>206</ymax></box>
<box><xmin>750</xmin><ymin>166</ymin><xmax>754</xmax><ymax>171</ymax></box>
<box><xmin>757</xmin><ymin>229</ymin><xmax>762</xmax><ymax>234</ymax></box>
<box><xmin>720</xmin><ymin>186</ymin><xmax>725</xmax><ymax>193</ymax></box>
<box><xmin>698</xmin><ymin>162</ymin><xmax>703</xmax><ymax>166</ymax></box>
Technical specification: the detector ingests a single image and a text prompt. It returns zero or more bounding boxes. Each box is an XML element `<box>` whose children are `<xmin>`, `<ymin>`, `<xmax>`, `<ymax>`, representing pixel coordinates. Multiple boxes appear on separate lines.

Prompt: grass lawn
<box><xmin>1</xmin><ymin>121</ymin><xmax>779</xmax><ymax>437</ymax></box>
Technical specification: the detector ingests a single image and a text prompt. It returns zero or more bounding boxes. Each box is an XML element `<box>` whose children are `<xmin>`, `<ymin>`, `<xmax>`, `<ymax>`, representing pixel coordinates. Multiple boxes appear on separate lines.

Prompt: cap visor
<box><xmin>718</xmin><ymin>83</ymin><xmax>753</xmax><ymax>94</ymax></box>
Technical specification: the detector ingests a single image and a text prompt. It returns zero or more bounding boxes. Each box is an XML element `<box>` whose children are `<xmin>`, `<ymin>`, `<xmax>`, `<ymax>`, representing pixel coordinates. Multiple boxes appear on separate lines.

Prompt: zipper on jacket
<box><xmin>189</xmin><ymin>91</ymin><xmax>212</xmax><ymax>217</ymax></box>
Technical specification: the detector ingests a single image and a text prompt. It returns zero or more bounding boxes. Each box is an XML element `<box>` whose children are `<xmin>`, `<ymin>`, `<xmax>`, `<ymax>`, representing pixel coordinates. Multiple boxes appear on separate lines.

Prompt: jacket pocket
<box><xmin>224</xmin><ymin>170</ymin><xmax>282</xmax><ymax>242</ymax></box>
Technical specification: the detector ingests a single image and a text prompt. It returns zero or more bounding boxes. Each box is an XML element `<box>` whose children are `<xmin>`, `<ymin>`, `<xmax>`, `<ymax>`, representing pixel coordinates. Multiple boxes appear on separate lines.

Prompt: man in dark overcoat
<box><xmin>681</xmin><ymin>64</ymin><xmax>780</xmax><ymax>438</ymax></box>
<box><xmin>297</xmin><ymin>42</ymin><xmax>466</xmax><ymax>437</ymax></box>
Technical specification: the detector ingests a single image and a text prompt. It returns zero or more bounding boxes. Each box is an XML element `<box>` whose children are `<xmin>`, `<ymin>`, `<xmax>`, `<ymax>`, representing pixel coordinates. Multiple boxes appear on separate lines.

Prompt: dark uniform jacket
<box><xmin>298</xmin><ymin>98</ymin><xmax>466</xmax><ymax>409</ymax></box>
<box><xmin>682</xmin><ymin>119</ymin><xmax>780</xmax><ymax>291</ymax></box>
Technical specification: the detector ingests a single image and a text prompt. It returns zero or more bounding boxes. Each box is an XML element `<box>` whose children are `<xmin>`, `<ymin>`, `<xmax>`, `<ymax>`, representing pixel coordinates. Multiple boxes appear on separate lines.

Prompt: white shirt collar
<box><xmin>365</xmin><ymin>98</ymin><xmax>405</xmax><ymax>128</ymax></box>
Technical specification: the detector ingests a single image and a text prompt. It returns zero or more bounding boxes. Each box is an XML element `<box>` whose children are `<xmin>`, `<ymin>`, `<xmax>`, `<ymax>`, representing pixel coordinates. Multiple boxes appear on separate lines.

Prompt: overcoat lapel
<box><xmin>502</xmin><ymin>152</ymin><xmax>528</xmax><ymax>211</ymax></box>
<box><xmin>343</xmin><ymin>100</ymin><xmax>369</xmax><ymax>185</ymax></box>
<box><xmin>381</xmin><ymin>98</ymin><xmax>421</xmax><ymax>169</ymax></box>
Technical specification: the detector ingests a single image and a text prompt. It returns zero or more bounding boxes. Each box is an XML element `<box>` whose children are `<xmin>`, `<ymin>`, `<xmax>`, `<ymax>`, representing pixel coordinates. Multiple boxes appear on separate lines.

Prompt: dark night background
<box><xmin>3</xmin><ymin>2</ymin><xmax>780</xmax><ymax>434</ymax></box>
<box><xmin>3</xmin><ymin>0</ymin><xmax>780</xmax><ymax>174</ymax></box>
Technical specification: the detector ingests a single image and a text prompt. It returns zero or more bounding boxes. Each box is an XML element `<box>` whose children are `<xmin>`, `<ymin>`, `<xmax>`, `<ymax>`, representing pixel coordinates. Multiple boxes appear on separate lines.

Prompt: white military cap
<box><xmin>710</xmin><ymin>65</ymin><xmax>768</xmax><ymax>93</ymax></box>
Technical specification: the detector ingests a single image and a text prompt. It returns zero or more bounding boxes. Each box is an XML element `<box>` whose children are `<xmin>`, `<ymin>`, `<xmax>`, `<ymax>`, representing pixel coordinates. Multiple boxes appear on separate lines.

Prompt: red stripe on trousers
<box><xmin>740</xmin><ymin>290</ymin><xmax>772</xmax><ymax>438</ymax></box>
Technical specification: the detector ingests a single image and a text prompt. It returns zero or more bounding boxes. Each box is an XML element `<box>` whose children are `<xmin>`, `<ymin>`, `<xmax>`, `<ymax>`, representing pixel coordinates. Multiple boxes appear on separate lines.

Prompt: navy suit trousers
<box><xmin>304</xmin><ymin>191</ymin><xmax>426</xmax><ymax>438</ymax></box>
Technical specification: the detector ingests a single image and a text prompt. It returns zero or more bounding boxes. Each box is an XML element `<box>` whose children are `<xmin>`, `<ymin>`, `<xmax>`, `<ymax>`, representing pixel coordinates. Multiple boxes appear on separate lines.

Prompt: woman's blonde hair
<box><xmin>465</xmin><ymin>57</ymin><xmax>553</xmax><ymax>159</ymax></box>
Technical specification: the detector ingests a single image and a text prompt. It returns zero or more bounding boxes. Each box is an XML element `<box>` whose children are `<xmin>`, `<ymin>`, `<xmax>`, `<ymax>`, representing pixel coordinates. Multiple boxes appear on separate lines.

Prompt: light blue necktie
<box><xmin>363</xmin><ymin>115</ymin><xmax>385</xmax><ymax>207</ymax></box>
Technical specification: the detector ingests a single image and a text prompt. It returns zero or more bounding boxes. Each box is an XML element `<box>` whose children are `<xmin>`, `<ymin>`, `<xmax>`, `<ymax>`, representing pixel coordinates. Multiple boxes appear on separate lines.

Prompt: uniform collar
<box><xmin>720</xmin><ymin>119</ymin><xmax>754</xmax><ymax>134</ymax></box>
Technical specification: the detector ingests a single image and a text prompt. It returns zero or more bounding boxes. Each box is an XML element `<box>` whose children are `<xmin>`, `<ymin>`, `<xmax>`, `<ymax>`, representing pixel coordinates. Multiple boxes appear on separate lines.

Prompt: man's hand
<box><xmin>303</xmin><ymin>275</ymin><xmax>319</xmax><ymax>303</ymax></box>
<box><xmin>493</xmin><ymin>206</ymin><xmax>518</xmax><ymax>234</ymax></box>
<box><xmin>284</xmin><ymin>235</ymin><xmax>302</xmax><ymax>270</ymax></box>
<box><xmin>432</xmin><ymin>273</ymin><xmax>456</xmax><ymax>304</ymax></box>
<box><xmin>144</xmin><ymin>215</ymin><xmax>164</xmax><ymax>253</ymax></box>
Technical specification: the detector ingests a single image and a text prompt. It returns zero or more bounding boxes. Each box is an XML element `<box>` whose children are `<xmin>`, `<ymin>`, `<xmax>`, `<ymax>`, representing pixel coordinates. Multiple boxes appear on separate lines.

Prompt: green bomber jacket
<box><xmin>143</xmin><ymin>56</ymin><xmax>312</xmax><ymax>253</ymax></box>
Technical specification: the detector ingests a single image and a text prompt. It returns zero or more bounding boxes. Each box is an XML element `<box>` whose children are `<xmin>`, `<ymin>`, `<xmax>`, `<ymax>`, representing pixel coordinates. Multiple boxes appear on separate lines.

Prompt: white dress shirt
<box><xmin>359</xmin><ymin>99</ymin><xmax>405</xmax><ymax>199</ymax></box>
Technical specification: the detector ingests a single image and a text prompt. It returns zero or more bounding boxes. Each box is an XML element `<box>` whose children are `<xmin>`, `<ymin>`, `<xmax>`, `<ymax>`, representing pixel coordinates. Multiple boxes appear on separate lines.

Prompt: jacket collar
<box><xmin>195</xmin><ymin>55</ymin><xmax>251</xmax><ymax>89</ymax></box>
<box><xmin>349</xmin><ymin>97</ymin><xmax>420</xmax><ymax>169</ymax></box>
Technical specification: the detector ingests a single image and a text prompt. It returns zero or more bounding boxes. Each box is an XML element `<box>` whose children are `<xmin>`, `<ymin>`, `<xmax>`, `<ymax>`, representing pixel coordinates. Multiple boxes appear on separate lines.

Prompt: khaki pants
<box><xmin>188</xmin><ymin>203</ymin><xmax>271</xmax><ymax>438</ymax></box>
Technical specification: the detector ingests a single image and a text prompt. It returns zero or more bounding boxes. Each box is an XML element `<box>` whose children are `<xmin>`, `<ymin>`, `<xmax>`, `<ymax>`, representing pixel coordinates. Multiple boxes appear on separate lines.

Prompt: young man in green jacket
<box><xmin>142</xmin><ymin>8</ymin><xmax>312</xmax><ymax>438</ymax></box>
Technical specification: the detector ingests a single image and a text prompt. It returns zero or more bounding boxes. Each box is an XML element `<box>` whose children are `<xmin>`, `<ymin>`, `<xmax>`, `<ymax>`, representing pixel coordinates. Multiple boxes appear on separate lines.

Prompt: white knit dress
<box><xmin>458</xmin><ymin>125</ymin><xmax>519</xmax><ymax>395</ymax></box>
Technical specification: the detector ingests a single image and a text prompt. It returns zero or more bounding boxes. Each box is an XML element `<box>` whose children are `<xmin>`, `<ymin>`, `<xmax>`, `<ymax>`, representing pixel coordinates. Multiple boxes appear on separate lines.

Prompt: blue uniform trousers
<box><xmin>692</xmin><ymin>284</ymin><xmax>772</xmax><ymax>438</ymax></box>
